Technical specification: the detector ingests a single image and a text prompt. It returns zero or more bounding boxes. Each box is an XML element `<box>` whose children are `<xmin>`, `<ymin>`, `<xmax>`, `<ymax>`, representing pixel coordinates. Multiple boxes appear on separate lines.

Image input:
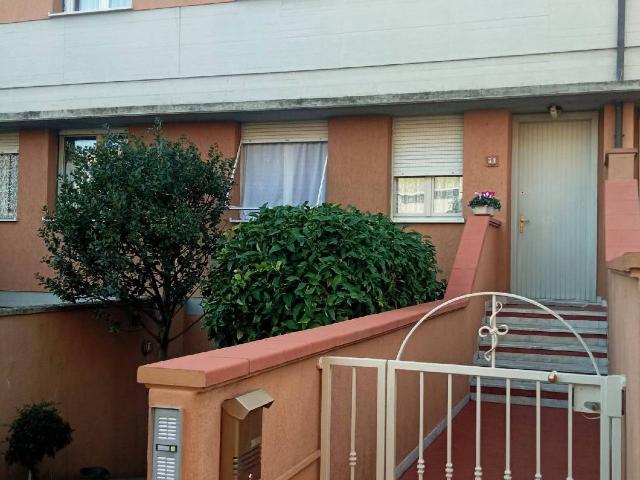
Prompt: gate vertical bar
<box><xmin>417</xmin><ymin>372</ymin><xmax>425</xmax><ymax>479</ymax></box>
<box><xmin>385</xmin><ymin>363</ymin><xmax>397</xmax><ymax>480</ymax></box>
<box><xmin>376</xmin><ymin>363</ymin><xmax>387</xmax><ymax>480</ymax></box>
<box><xmin>606</xmin><ymin>375</ymin><xmax>625</xmax><ymax>480</ymax></box>
<box><xmin>600</xmin><ymin>381</ymin><xmax>611</xmax><ymax>480</ymax></box>
<box><xmin>504</xmin><ymin>378</ymin><xmax>512</xmax><ymax>480</ymax></box>
<box><xmin>535</xmin><ymin>381</ymin><xmax>542</xmax><ymax>480</ymax></box>
<box><xmin>567</xmin><ymin>384</ymin><xmax>573</xmax><ymax>480</ymax></box>
<box><xmin>474</xmin><ymin>376</ymin><xmax>482</xmax><ymax>479</ymax></box>
<box><xmin>445</xmin><ymin>374</ymin><xmax>453</xmax><ymax>480</ymax></box>
<box><xmin>349</xmin><ymin>368</ymin><xmax>357</xmax><ymax>480</ymax></box>
<box><xmin>320</xmin><ymin>361</ymin><xmax>332</xmax><ymax>480</ymax></box>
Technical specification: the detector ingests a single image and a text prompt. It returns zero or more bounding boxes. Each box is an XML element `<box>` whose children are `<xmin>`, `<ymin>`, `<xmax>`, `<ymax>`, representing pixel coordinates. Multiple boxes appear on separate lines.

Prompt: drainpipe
<box><xmin>615</xmin><ymin>101</ymin><xmax>623</xmax><ymax>148</ymax></box>
<box><xmin>617</xmin><ymin>0</ymin><xmax>626</xmax><ymax>81</ymax></box>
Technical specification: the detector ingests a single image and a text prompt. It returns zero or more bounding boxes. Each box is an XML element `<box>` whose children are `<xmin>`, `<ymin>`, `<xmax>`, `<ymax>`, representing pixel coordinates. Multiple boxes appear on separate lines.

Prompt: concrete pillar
<box><xmin>463</xmin><ymin>110</ymin><xmax>512</xmax><ymax>291</ymax></box>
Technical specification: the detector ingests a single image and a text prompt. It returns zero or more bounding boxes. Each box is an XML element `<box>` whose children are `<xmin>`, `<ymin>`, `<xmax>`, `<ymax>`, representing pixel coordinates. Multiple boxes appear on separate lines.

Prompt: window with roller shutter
<box><xmin>392</xmin><ymin>116</ymin><xmax>464</xmax><ymax>222</ymax></box>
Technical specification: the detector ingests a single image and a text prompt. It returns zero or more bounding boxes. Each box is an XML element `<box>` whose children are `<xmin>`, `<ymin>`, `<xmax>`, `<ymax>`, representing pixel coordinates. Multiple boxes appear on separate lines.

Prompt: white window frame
<box><xmin>61</xmin><ymin>0</ymin><xmax>132</xmax><ymax>13</ymax></box>
<box><xmin>392</xmin><ymin>176</ymin><xmax>464</xmax><ymax>224</ymax></box>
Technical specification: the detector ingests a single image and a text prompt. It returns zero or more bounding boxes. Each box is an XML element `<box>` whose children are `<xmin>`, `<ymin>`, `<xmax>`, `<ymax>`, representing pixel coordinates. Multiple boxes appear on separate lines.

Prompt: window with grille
<box><xmin>0</xmin><ymin>154</ymin><xmax>18</xmax><ymax>221</ymax></box>
<box><xmin>392</xmin><ymin>116</ymin><xmax>464</xmax><ymax>222</ymax></box>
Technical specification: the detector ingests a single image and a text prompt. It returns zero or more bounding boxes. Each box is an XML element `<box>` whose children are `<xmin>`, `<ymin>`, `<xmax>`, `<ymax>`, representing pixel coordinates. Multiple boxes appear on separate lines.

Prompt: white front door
<box><xmin>511</xmin><ymin>113</ymin><xmax>598</xmax><ymax>302</ymax></box>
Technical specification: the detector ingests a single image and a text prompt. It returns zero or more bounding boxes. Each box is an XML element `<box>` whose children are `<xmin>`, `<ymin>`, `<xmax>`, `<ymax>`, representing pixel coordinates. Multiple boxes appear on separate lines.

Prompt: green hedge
<box><xmin>202</xmin><ymin>204</ymin><xmax>444</xmax><ymax>347</ymax></box>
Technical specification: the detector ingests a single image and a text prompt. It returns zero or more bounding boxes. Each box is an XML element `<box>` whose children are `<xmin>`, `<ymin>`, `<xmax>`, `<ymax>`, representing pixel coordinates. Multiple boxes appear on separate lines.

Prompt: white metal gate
<box><xmin>319</xmin><ymin>293</ymin><xmax>625</xmax><ymax>480</ymax></box>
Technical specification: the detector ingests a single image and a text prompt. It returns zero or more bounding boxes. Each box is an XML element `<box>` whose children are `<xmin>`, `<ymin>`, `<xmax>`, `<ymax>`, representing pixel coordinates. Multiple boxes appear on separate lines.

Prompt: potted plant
<box><xmin>4</xmin><ymin>402</ymin><xmax>73</xmax><ymax>480</ymax></box>
<box><xmin>468</xmin><ymin>191</ymin><xmax>501</xmax><ymax>216</ymax></box>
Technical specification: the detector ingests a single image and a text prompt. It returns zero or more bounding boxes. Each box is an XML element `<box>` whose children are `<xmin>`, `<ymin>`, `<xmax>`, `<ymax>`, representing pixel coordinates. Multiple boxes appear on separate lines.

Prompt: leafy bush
<box><xmin>4</xmin><ymin>402</ymin><xmax>73</xmax><ymax>480</ymax></box>
<box><xmin>202</xmin><ymin>204</ymin><xmax>444</xmax><ymax>346</ymax></box>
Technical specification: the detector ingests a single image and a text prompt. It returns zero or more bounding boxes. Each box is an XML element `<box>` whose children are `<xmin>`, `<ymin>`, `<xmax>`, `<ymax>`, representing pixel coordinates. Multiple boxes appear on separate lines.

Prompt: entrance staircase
<box><xmin>470</xmin><ymin>301</ymin><xmax>608</xmax><ymax>407</ymax></box>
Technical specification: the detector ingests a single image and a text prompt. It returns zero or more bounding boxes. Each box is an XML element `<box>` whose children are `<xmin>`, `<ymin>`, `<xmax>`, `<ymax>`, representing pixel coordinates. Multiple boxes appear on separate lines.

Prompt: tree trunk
<box><xmin>158</xmin><ymin>342</ymin><xmax>169</xmax><ymax>361</ymax></box>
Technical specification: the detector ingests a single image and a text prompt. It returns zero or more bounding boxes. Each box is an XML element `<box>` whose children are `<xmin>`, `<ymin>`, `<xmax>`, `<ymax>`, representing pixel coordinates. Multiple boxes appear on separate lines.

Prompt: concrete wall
<box><xmin>138</xmin><ymin>216</ymin><xmax>501</xmax><ymax>480</ymax></box>
<box><xmin>0</xmin><ymin>0</ymin><xmax>636</xmax><ymax>120</ymax></box>
<box><xmin>0</xmin><ymin>306</ymin><xmax>156</xmax><ymax>479</ymax></box>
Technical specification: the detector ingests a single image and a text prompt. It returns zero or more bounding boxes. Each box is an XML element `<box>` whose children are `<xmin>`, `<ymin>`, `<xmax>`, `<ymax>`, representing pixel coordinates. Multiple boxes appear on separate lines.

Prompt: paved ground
<box><xmin>400</xmin><ymin>401</ymin><xmax>600</xmax><ymax>480</ymax></box>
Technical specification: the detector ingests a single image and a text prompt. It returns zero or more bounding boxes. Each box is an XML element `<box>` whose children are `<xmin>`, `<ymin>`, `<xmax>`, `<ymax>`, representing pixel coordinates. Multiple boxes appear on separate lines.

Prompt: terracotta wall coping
<box><xmin>606</xmin><ymin>147</ymin><xmax>639</xmax><ymax>155</ymax></box>
<box><xmin>608</xmin><ymin>252</ymin><xmax>640</xmax><ymax>275</ymax></box>
<box><xmin>137</xmin><ymin>215</ymin><xmax>493</xmax><ymax>390</ymax></box>
<box><xmin>137</xmin><ymin>300</ymin><xmax>467</xmax><ymax>389</ymax></box>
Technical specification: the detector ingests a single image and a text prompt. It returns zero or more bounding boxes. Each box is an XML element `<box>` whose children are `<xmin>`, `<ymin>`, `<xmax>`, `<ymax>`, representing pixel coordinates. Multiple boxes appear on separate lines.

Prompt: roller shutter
<box><xmin>241</xmin><ymin>121</ymin><xmax>328</xmax><ymax>144</ymax></box>
<box><xmin>393</xmin><ymin>116</ymin><xmax>463</xmax><ymax>177</ymax></box>
<box><xmin>0</xmin><ymin>133</ymin><xmax>19</xmax><ymax>154</ymax></box>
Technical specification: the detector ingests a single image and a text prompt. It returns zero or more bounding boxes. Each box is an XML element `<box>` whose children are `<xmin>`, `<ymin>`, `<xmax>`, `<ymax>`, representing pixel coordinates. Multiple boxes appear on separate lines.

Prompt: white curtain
<box><xmin>241</xmin><ymin>142</ymin><xmax>327</xmax><ymax>218</ymax></box>
<box><xmin>78</xmin><ymin>0</ymin><xmax>100</xmax><ymax>10</ymax></box>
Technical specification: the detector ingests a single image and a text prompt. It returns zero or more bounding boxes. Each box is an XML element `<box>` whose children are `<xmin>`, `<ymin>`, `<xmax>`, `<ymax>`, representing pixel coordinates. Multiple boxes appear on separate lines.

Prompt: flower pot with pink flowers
<box><xmin>468</xmin><ymin>191</ymin><xmax>501</xmax><ymax>216</ymax></box>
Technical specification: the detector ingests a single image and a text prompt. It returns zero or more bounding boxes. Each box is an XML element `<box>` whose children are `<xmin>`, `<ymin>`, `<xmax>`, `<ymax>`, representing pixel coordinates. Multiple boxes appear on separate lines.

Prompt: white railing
<box><xmin>319</xmin><ymin>292</ymin><xmax>626</xmax><ymax>480</ymax></box>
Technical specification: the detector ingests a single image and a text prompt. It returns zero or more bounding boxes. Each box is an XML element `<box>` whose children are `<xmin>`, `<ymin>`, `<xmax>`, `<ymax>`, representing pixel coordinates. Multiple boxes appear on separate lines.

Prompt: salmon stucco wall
<box><xmin>0</xmin><ymin>130</ymin><xmax>58</xmax><ymax>292</ymax></box>
<box><xmin>0</xmin><ymin>0</ymin><xmax>232</xmax><ymax>23</ymax></box>
<box><xmin>0</xmin><ymin>307</ymin><xmax>156</xmax><ymax>479</ymax></box>
<box><xmin>134</xmin><ymin>0</ymin><xmax>234</xmax><ymax>10</ymax></box>
<box><xmin>607</xmin><ymin>261</ymin><xmax>640</xmax><ymax>480</ymax></box>
<box><xmin>327</xmin><ymin>116</ymin><xmax>464</xmax><ymax>280</ymax></box>
<box><xmin>0</xmin><ymin>1</ymin><xmax>59</xmax><ymax>24</ymax></box>
<box><xmin>462</xmin><ymin>110</ymin><xmax>512</xmax><ymax>291</ymax></box>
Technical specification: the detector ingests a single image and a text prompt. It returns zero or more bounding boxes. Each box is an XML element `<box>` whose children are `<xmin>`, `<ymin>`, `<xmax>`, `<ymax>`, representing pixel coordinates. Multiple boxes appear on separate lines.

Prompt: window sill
<box><xmin>0</xmin><ymin>218</ymin><xmax>17</xmax><ymax>222</ymax></box>
<box><xmin>393</xmin><ymin>216</ymin><xmax>465</xmax><ymax>224</ymax></box>
<box><xmin>49</xmin><ymin>7</ymin><xmax>132</xmax><ymax>18</ymax></box>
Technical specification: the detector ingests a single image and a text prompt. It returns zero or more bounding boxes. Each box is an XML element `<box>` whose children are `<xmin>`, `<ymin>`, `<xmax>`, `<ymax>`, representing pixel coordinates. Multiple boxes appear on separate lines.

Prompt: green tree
<box><xmin>39</xmin><ymin>125</ymin><xmax>233</xmax><ymax>359</ymax></box>
<box><xmin>4</xmin><ymin>402</ymin><xmax>73</xmax><ymax>480</ymax></box>
<box><xmin>202</xmin><ymin>204</ymin><xmax>445</xmax><ymax>347</ymax></box>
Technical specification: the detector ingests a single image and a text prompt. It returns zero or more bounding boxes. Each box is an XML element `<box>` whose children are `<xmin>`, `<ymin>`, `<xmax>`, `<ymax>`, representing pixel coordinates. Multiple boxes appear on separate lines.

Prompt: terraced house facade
<box><xmin>1</xmin><ymin>0</ymin><xmax>640</xmax><ymax>479</ymax></box>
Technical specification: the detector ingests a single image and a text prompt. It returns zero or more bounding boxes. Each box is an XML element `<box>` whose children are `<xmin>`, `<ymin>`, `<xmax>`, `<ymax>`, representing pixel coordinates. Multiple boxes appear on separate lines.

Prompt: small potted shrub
<box><xmin>4</xmin><ymin>402</ymin><xmax>73</xmax><ymax>480</ymax></box>
<box><xmin>468</xmin><ymin>191</ymin><xmax>501</xmax><ymax>216</ymax></box>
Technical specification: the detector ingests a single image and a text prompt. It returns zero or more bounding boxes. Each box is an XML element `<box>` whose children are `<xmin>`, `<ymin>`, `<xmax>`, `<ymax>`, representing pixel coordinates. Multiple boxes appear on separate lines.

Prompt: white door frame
<box><xmin>510</xmin><ymin>112</ymin><xmax>599</xmax><ymax>302</ymax></box>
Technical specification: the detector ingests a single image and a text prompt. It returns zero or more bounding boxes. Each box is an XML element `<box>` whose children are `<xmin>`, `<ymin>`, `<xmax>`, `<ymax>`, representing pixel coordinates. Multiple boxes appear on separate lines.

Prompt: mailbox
<box><xmin>220</xmin><ymin>389</ymin><xmax>274</xmax><ymax>480</ymax></box>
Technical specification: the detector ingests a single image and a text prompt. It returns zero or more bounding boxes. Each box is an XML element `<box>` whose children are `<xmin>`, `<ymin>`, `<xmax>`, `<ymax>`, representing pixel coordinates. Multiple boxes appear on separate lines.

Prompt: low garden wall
<box><xmin>608</xmin><ymin>255</ymin><xmax>640</xmax><ymax>480</ymax></box>
<box><xmin>138</xmin><ymin>215</ymin><xmax>502</xmax><ymax>480</ymax></box>
<box><xmin>0</xmin><ymin>304</ymin><xmax>174</xmax><ymax>479</ymax></box>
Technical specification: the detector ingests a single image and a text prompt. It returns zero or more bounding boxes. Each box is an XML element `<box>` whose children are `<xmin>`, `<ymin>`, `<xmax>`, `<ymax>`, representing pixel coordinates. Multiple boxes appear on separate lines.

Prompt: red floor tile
<box><xmin>400</xmin><ymin>401</ymin><xmax>600</xmax><ymax>480</ymax></box>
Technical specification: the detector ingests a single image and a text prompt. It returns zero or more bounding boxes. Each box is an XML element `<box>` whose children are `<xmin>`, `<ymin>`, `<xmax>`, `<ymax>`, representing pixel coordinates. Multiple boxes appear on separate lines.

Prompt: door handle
<box><xmin>519</xmin><ymin>215</ymin><xmax>530</xmax><ymax>234</ymax></box>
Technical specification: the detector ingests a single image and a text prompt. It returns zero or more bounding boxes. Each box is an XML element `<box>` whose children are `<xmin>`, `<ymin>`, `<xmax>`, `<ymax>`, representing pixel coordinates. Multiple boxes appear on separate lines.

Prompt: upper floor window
<box><xmin>392</xmin><ymin>116</ymin><xmax>464</xmax><ymax>222</ymax></box>
<box><xmin>0</xmin><ymin>133</ymin><xmax>19</xmax><ymax>221</ymax></box>
<box><xmin>235</xmin><ymin>122</ymin><xmax>329</xmax><ymax>221</ymax></box>
<box><xmin>64</xmin><ymin>0</ymin><xmax>132</xmax><ymax>12</ymax></box>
